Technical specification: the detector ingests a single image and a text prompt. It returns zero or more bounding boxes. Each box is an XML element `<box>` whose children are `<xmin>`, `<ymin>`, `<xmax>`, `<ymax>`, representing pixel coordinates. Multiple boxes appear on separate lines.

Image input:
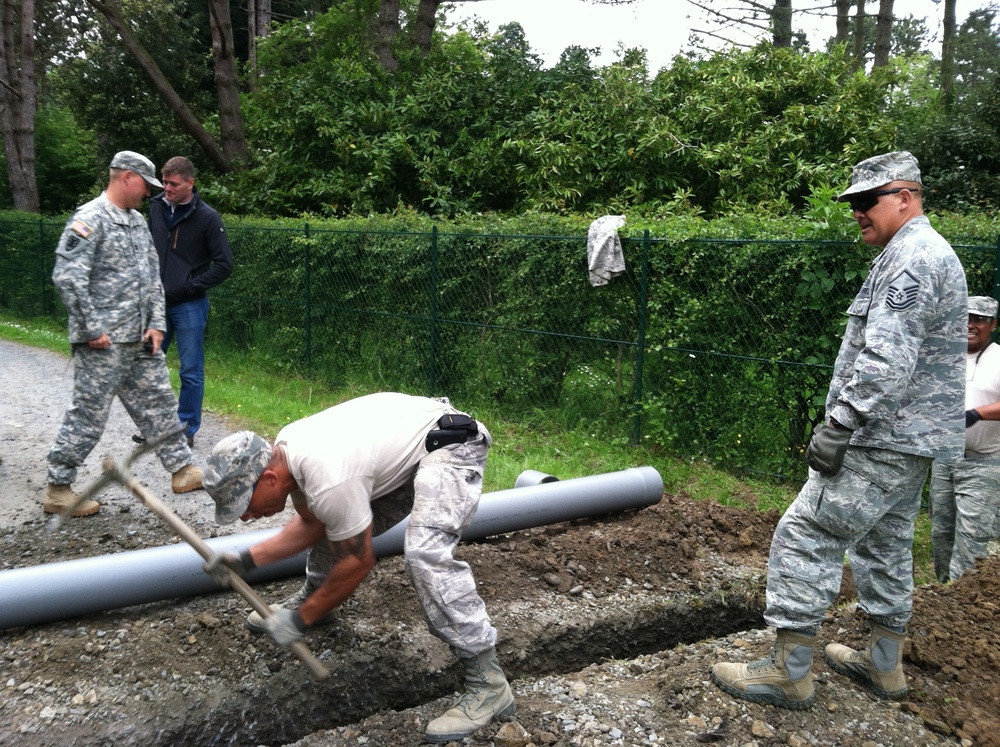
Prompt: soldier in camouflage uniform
<box><xmin>200</xmin><ymin>392</ymin><xmax>515</xmax><ymax>743</ymax></box>
<box><xmin>928</xmin><ymin>295</ymin><xmax>1000</xmax><ymax>582</ymax></box>
<box><xmin>45</xmin><ymin>151</ymin><xmax>203</xmax><ymax>517</ymax></box>
<box><xmin>712</xmin><ymin>151</ymin><xmax>967</xmax><ymax>709</ymax></box>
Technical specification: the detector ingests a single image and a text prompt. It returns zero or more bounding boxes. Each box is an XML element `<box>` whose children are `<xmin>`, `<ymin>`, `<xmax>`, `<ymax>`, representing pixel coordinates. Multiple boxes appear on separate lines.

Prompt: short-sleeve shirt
<box><xmin>965</xmin><ymin>342</ymin><xmax>1000</xmax><ymax>455</ymax></box>
<box><xmin>277</xmin><ymin>393</ymin><xmax>451</xmax><ymax>542</ymax></box>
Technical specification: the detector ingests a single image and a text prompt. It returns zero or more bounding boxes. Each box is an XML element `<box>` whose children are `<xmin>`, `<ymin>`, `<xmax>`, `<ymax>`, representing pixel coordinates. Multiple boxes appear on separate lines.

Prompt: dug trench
<box><xmin>5</xmin><ymin>487</ymin><xmax>1000</xmax><ymax>747</ymax></box>
<box><xmin>1</xmin><ymin>497</ymin><xmax>770</xmax><ymax>746</ymax></box>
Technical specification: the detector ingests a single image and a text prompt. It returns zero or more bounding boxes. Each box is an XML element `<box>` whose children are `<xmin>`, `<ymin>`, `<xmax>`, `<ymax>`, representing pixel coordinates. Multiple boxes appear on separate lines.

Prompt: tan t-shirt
<box><xmin>277</xmin><ymin>393</ymin><xmax>450</xmax><ymax>541</ymax></box>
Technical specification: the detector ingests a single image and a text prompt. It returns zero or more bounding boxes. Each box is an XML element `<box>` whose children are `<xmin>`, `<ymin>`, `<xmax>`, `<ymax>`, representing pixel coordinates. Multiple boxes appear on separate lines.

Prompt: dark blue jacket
<box><xmin>148</xmin><ymin>188</ymin><xmax>234</xmax><ymax>305</ymax></box>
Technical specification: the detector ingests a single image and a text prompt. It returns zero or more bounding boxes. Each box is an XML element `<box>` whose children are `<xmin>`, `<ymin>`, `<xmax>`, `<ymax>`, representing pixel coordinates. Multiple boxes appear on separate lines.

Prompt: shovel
<box><xmin>47</xmin><ymin>430</ymin><xmax>330</xmax><ymax>682</ymax></box>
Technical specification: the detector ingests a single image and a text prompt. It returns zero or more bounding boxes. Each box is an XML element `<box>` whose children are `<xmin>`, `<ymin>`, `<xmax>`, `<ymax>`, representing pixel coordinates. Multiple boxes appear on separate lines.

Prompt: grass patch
<box><xmin>1</xmin><ymin>312</ymin><xmax>937</xmax><ymax>583</ymax></box>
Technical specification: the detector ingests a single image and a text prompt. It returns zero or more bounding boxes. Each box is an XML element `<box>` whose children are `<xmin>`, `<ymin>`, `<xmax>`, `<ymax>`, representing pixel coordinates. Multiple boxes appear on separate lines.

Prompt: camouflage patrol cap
<box><xmin>969</xmin><ymin>296</ymin><xmax>999</xmax><ymax>319</ymax></box>
<box><xmin>837</xmin><ymin>151</ymin><xmax>922</xmax><ymax>201</ymax></box>
<box><xmin>204</xmin><ymin>431</ymin><xmax>272</xmax><ymax>524</ymax></box>
<box><xmin>109</xmin><ymin>150</ymin><xmax>163</xmax><ymax>189</ymax></box>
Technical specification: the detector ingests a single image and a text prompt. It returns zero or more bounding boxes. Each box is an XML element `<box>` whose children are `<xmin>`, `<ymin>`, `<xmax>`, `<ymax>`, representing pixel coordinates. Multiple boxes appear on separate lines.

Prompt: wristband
<box><xmin>239</xmin><ymin>549</ymin><xmax>257</xmax><ymax>571</ymax></box>
<box><xmin>291</xmin><ymin>609</ymin><xmax>309</xmax><ymax>632</ymax></box>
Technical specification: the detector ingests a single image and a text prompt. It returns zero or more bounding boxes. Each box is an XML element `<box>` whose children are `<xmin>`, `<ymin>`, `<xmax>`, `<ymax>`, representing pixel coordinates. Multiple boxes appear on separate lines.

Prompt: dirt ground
<box><xmin>1</xmin><ymin>338</ymin><xmax>999</xmax><ymax>747</ymax></box>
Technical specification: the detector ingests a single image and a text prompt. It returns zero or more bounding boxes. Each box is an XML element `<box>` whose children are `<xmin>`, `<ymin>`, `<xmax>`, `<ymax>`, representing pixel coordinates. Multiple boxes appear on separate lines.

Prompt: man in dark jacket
<box><xmin>145</xmin><ymin>156</ymin><xmax>234</xmax><ymax>448</ymax></box>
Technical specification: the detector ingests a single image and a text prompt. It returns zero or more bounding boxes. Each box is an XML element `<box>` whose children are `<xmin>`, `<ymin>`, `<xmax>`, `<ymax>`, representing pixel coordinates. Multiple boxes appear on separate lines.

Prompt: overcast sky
<box><xmin>445</xmin><ymin>0</ymin><xmax>992</xmax><ymax>71</ymax></box>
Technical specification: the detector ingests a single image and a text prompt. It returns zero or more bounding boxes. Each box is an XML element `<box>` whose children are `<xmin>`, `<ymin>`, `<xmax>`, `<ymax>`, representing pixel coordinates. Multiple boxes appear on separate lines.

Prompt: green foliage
<box><xmin>654</xmin><ymin>44</ymin><xmax>899</xmax><ymax>215</ymax></box>
<box><xmin>893</xmin><ymin>10</ymin><xmax>1000</xmax><ymax>212</ymax></box>
<box><xmin>222</xmin><ymin>19</ymin><xmax>904</xmax><ymax>219</ymax></box>
<box><xmin>49</xmin><ymin>0</ymin><xmax>216</xmax><ymax>171</ymax></box>
<box><xmin>14</xmin><ymin>1</ymin><xmax>1000</xmax><ymax>221</ymax></box>
<box><xmin>3</xmin><ymin>206</ymin><xmax>999</xmax><ymax>480</ymax></box>
<box><xmin>33</xmin><ymin>105</ymin><xmax>100</xmax><ymax>214</ymax></box>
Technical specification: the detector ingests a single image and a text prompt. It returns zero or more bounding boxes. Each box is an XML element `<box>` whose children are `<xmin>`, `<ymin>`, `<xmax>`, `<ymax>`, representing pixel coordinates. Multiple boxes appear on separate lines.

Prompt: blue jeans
<box><xmin>162</xmin><ymin>296</ymin><xmax>209</xmax><ymax>438</ymax></box>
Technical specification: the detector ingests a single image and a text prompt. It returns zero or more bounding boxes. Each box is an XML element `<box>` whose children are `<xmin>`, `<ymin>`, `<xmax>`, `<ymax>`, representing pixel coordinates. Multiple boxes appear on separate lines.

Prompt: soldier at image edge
<box><xmin>928</xmin><ymin>294</ymin><xmax>1000</xmax><ymax>583</ymax></box>
<box><xmin>710</xmin><ymin>150</ymin><xmax>967</xmax><ymax>708</ymax></box>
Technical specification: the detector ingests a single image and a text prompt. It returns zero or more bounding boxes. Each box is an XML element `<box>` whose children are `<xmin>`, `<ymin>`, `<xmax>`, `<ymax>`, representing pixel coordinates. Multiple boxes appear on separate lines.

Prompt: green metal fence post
<box><xmin>304</xmin><ymin>223</ymin><xmax>312</xmax><ymax>366</ymax></box>
<box><xmin>992</xmin><ymin>234</ymin><xmax>1000</xmax><ymax>345</ymax></box>
<box><xmin>39</xmin><ymin>219</ymin><xmax>48</xmax><ymax>316</ymax></box>
<box><xmin>993</xmin><ymin>234</ymin><xmax>1000</xmax><ymax>301</ymax></box>
<box><xmin>631</xmin><ymin>230</ymin><xmax>650</xmax><ymax>445</ymax></box>
<box><xmin>428</xmin><ymin>225</ymin><xmax>438</xmax><ymax>394</ymax></box>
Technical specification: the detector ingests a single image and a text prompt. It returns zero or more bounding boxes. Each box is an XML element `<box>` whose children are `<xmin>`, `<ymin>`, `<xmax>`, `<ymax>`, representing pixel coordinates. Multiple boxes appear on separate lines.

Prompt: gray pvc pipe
<box><xmin>513</xmin><ymin>469</ymin><xmax>559</xmax><ymax>488</ymax></box>
<box><xmin>0</xmin><ymin>466</ymin><xmax>662</xmax><ymax>629</ymax></box>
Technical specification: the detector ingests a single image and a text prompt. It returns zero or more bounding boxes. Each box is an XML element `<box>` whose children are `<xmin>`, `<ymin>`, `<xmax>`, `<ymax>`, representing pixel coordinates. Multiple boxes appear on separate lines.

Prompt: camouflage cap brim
<box><xmin>203</xmin><ymin>431</ymin><xmax>272</xmax><ymax>524</ymax></box>
<box><xmin>837</xmin><ymin>150</ymin><xmax>922</xmax><ymax>201</ymax></box>
<box><xmin>969</xmin><ymin>296</ymin><xmax>999</xmax><ymax>318</ymax></box>
<box><xmin>109</xmin><ymin>150</ymin><xmax>163</xmax><ymax>189</ymax></box>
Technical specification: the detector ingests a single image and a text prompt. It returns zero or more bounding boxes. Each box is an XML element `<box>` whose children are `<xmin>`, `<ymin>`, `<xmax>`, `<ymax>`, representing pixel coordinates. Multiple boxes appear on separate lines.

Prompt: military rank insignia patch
<box><xmin>886</xmin><ymin>269</ymin><xmax>920</xmax><ymax>311</ymax></box>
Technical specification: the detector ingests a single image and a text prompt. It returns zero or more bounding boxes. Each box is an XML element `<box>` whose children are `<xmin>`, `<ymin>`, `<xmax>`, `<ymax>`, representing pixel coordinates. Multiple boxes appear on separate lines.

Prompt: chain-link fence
<box><xmin>3</xmin><ymin>217</ymin><xmax>998</xmax><ymax>479</ymax></box>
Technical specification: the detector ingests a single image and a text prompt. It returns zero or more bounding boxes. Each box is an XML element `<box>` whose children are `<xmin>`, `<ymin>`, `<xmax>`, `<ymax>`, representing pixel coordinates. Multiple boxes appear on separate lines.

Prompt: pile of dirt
<box><xmin>2</xmin><ymin>338</ymin><xmax>998</xmax><ymax>747</ymax></box>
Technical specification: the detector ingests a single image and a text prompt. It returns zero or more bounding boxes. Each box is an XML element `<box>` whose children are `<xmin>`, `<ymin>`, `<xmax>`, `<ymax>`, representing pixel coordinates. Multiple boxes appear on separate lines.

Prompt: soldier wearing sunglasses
<box><xmin>713</xmin><ymin>151</ymin><xmax>967</xmax><ymax>709</ymax></box>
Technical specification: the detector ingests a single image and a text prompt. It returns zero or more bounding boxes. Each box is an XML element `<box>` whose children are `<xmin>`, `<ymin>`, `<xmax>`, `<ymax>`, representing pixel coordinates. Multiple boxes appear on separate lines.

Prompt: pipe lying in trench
<box><xmin>0</xmin><ymin>466</ymin><xmax>662</xmax><ymax>630</ymax></box>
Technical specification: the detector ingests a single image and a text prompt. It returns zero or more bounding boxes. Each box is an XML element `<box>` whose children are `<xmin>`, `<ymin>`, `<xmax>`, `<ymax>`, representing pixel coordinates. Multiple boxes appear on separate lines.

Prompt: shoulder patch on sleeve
<box><xmin>885</xmin><ymin>269</ymin><xmax>920</xmax><ymax>311</ymax></box>
<box><xmin>70</xmin><ymin>220</ymin><xmax>94</xmax><ymax>239</ymax></box>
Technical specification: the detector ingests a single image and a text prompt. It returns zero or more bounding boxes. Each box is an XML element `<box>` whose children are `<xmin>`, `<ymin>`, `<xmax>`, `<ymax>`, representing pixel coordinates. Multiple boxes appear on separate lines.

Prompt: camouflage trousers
<box><xmin>47</xmin><ymin>342</ymin><xmax>193</xmax><ymax>485</ymax></box>
<box><xmin>928</xmin><ymin>457</ymin><xmax>1000</xmax><ymax>583</ymax></box>
<box><xmin>302</xmin><ymin>423</ymin><xmax>498</xmax><ymax>657</ymax></box>
<box><xmin>765</xmin><ymin>446</ymin><xmax>931</xmax><ymax>633</ymax></box>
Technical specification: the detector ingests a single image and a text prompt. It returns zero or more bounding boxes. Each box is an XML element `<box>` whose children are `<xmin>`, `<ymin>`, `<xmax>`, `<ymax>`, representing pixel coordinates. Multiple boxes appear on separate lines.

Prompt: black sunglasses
<box><xmin>845</xmin><ymin>187</ymin><xmax>917</xmax><ymax>213</ymax></box>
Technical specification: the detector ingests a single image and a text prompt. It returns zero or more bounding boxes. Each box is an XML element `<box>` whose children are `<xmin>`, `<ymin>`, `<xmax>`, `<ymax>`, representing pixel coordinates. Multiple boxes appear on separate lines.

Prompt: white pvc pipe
<box><xmin>0</xmin><ymin>467</ymin><xmax>662</xmax><ymax>629</ymax></box>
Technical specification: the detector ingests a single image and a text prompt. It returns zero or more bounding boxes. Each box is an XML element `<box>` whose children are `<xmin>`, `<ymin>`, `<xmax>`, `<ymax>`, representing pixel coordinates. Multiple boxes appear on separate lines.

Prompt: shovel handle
<box><xmin>107</xmin><ymin>460</ymin><xmax>330</xmax><ymax>682</ymax></box>
<box><xmin>46</xmin><ymin>423</ymin><xmax>188</xmax><ymax>534</ymax></box>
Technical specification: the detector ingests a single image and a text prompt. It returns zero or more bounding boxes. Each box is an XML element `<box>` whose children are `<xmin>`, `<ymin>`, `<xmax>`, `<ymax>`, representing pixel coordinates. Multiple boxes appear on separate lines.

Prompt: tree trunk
<box><xmin>0</xmin><ymin>0</ymin><xmax>40</xmax><ymax>212</ymax></box>
<box><xmin>770</xmin><ymin>0</ymin><xmax>792</xmax><ymax>48</ymax></box>
<box><xmin>940</xmin><ymin>0</ymin><xmax>957</xmax><ymax>110</ymax></box>
<box><xmin>208</xmin><ymin>0</ymin><xmax>248</xmax><ymax>166</ymax></box>
<box><xmin>247</xmin><ymin>0</ymin><xmax>271</xmax><ymax>88</ymax></box>
<box><xmin>872</xmin><ymin>0</ymin><xmax>893</xmax><ymax>68</ymax></box>
<box><xmin>378</xmin><ymin>0</ymin><xmax>400</xmax><ymax>72</ymax></box>
<box><xmin>834</xmin><ymin>0</ymin><xmax>852</xmax><ymax>46</ymax></box>
<box><xmin>852</xmin><ymin>0</ymin><xmax>866</xmax><ymax>71</ymax></box>
<box><xmin>414</xmin><ymin>0</ymin><xmax>440</xmax><ymax>57</ymax></box>
<box><xmin>85</xmin><ymin>0</ymin><xmax>231</xmax><ymax>173</ymax></box>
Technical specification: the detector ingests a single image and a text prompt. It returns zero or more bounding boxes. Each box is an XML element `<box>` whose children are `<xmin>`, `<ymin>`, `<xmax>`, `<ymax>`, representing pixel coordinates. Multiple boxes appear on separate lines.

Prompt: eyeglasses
<box><xmin>845</xmin><ymin>187</ymin><xmax>919</xmax><ymax>213</ymax></box>
<box><xmin>970</xmin><ymin>314</ymin><xmax>996</xmax><ymax>325</ymax></box>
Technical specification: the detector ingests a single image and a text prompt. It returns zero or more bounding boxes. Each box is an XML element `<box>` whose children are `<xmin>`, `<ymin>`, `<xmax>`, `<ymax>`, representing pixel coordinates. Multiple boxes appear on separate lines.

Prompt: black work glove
<box><xmin>806</xmin><ymin>422</ymin><xmax>853</xmax><ymax>475</ymax></box>
<box><xmin>202</xmin><ymin>549</ymin><xmax>256</xmax><ymax>587</ymax></box>
<box><xmin>966</xmin><ymin>409</ymin><xmax>983</xmax><ymax>428</ymax></box>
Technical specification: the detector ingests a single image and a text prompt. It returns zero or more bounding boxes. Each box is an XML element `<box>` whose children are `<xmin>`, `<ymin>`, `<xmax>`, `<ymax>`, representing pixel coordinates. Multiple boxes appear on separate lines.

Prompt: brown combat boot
<box><xmin>171</xmin><ymin>464</ymin><xmax>203</xmax><ymax>493</ymax></box>
<box><xmin>425</xmin><ymin>647</ymin><xmax>516</xmax><ymax>743</ymax></box>
<box><xmin>711</xmin><ymin>629</ymin><xmax>816</xmax><ymax>709</ymax></box>
<box><xmin>43</xmin><ymin>483</ymin><xmax>100</xmax><ymax>517</ymax></box>
<box><xmin>823</xmin><ymin>622</ymin><xmax>908</xmax><ymax>699</ymax></box>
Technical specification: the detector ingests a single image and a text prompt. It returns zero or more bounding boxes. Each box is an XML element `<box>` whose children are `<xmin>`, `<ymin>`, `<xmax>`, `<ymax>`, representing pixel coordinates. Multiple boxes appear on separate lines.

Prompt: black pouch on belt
<box><xmin>425</xmin><ymin>413</ymin><xmax>478</xmax><ymax>452</ymax></box>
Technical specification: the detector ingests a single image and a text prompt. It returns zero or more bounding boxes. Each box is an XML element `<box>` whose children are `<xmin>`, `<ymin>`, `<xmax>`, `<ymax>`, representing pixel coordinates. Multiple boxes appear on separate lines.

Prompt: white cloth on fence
<box><xmin>587</xmin><ymin>215</ymin><xmax>626</xmax><ymax>287</ymax></box>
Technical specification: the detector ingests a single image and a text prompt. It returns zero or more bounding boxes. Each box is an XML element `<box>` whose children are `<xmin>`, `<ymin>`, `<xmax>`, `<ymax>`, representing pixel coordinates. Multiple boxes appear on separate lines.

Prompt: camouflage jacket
<box><xmin>52</xmin><ymin>193</ymin><xmax>166</xmax><ymax>343</ymax></box>
<box><xmin>827</xmin><ymin>216</ymin><xmax>967</xmax><ymax>460</ymax></box>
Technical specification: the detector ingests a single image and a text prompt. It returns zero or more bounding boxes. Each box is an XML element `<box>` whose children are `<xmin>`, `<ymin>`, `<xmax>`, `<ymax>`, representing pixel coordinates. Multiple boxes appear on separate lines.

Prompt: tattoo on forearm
<box><xmin>328</xmin><ymin>532</ymin><xmax>368</xmax><ymax>563</ymax></box>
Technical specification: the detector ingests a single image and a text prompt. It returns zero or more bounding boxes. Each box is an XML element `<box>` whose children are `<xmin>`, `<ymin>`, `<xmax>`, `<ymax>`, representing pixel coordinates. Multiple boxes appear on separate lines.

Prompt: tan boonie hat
<box><xmin>969</xmin><ymin>296</ymin><xmax>999</xmax><ymax>319</ymax></box>
<box><xmin>837</xmin><ymin>150</ymin><xmax>922</xmax><ymax>201</ymax></box>
<box><xmin>204</xmin><ymin>431</ymin><xmax>272</xmax><ymax>524</ymax></box>
<box><xmin>109</xmin><ymin>150</ymin><xmax>163</xmax><ymax>189</ymax></box>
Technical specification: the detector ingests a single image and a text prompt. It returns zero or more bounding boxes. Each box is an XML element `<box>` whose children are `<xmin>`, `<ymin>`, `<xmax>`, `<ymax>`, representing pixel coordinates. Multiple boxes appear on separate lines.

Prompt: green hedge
<box><xmin>4</xmin><ymin>208</ymin><xmax>998</xmax><ymax>479</ymax></box>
